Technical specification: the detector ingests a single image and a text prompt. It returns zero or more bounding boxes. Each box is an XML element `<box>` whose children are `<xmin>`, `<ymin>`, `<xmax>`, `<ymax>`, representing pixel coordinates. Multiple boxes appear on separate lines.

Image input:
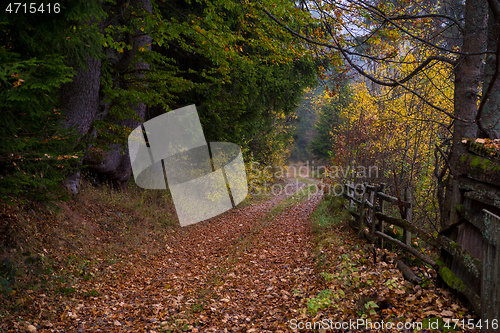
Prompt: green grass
<box><xmin>310</xmin><ymin>193</ymin><xmax>350</xmax><ymax>235</ymax></box>
<box><xmin>267</xmin><ymin>183</ymin><xmax>319</xmax><ymax>218</ymax></box>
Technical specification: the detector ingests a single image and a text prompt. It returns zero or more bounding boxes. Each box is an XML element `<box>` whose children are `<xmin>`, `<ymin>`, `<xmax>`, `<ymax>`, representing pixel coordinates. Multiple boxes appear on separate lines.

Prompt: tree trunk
<box><xmin>61</xmin><ymin>56</ymin><xmax>102</xmax><ymax>194</ymax></box>
<box><xmin>442</xmin><ymin>0</ymin><xmax>488</xmax><ymax>227</ymax></box>
<box><xmin>85</xmin><ymin>0</ymin><xmax>152</xmax><ymax>190</ymax></box>
<box><xmin>478</xmin><ymin>5</ymin><xmax>500</xmax><ymax>139</ymax></box>
<box><xmin>61</xmin><ymin>57</ymin><xmax>101</xmax><ymax>137</ymax></box>
<box><xmin>452</xmin><ymin>0</ymin><xmax>486</xmax><ymax>143</ymax></box>
<box><xmin>438</xmin><ymin>0</ymin><xmax>489</xmax><ymax>311</ymax></box>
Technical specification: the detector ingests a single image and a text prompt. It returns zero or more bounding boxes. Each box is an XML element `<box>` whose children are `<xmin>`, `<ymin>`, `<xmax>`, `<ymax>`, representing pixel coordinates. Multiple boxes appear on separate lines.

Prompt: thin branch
<box><xmin>390</xmin><ymin>79</ymin><xmax>471</xmax><ymax>122</ymax></box>
<box><xmin>123</xmin><ymin>68</ymin><xmax>154</xmax><ymax>75</ymax></box>
<box><xmin>435</xmin><ymin>143</ymin><xmax>455</xmax><ymax>177</ymax></box>
<box><xmin>388</xmin><ymin>13</ymin><xmax>464</xmax><ymax>32</ymax></box>
<box><xmin>487</xmin><ymin>0</ymin><xmax>500</xmax><ymax>21</ymax></box>
<box><xmin>421</xmin><ymin>64</ymin><xmax>455</xmax><ymax>105</ymax></box>
<box><xmin>476</xmin><ymin>0</ymin><xmax>500</xmax><ymax>138</ymax></box>
<box><xmin>49</xmin><ymin>233</ymin><xmax>86</xmax><ymax>257</ymax></box>
<box><xmin>259</xmin><ymin>3</ymin><xmax>456</xmax><ymax>88</ymax></box>
<box><xmin>476</xmin><ymin>45</ymin><xmax>499</xmax><ymax>138</ymax></box>
<box><xmin>347</xmin><ymin>0</ymin><xmax>492</xmax><ymax>56</ymax></box>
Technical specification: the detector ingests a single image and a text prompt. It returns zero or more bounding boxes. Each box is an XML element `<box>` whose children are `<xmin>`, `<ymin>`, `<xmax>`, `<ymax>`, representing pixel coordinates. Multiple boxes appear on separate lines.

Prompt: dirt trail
<box><xmin>8</xmin><ymin>174</ymin><xmax>480</xmax><ymax>333</ymax></box>
<box><xmin>60</xmin><ymin>179</ymin><xmax>323</xmax><ymax>332</ymax></box>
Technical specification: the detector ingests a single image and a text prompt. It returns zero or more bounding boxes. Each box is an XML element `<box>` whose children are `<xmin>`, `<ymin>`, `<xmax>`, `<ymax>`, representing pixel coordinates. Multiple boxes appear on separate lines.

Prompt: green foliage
<box><xmin>0</xmin><ymin>0</ymin><xmax>104</xmax><ymax>204</ymax></box>
<box><xmin>0</xmin><ymin>0</ymin><xmax>103</xmax><ymax>66</ymax></box>
<box><xmin>0</xmin><ymin>251</ymin><xmax>56</xmax><ymax>298</ymax></box>
<box><xmin>83</xmin><ymin>289</ymin><xmax>100</xmax><ymax>298</ymax></box>
<box><xmin>336</xmin><ymin>254</ymin><xmax>360</xmax><ymax>285</ymax></box>
<box><xmin>310</xmin><ymin>82</ymin><xmax>352</xmax><ymax>160</ymax></box>
<box><xmin>310</xmin><ymin>193</ymin><xmax>348</xmax><ymax>235</ymax></box>
<box><xmin>289</xmin><ymin>88</ymin><xmax>320</xmax><ymax>162</ymax></box>
<box><xmin>0</xmin><ymin>52</ymin><xmax>80</xmax><ymax>204</ymax></box>
<box><xmin>0</xmin><ymin>258</ymin><xmax>16</xmax><ymax>295</ymax></box>
<box><xmin>0</xmin><ymin>0</ymin><xmax>324</xmax><ymax>205</ymax></box>
<box><xmin>320</xmin><ymin>271</ymin><xmax>335</xmax><ymax>281</ymax></box>
<box><xmin>307</xmin><ymin>289</ymin><xmax>332</xmax><ymax>316</ymax></box>
<box><xmin>311</xmin><ymin>200</ymin><xmax>342</xmax><ymax>230</ymax></box>
<box><xmin>155</xmin><ymin>0</ymin><xmax>320</xmax><ymax>168</ymax></box>
<box><xmin>306</xmin><ymin>286</ymin><xmax>345</xmax><ymax>316</ymax></box>
<box><xmin>359</xmin><ymin>300</ymin><xmax>379</xmax><ymax>317</ymax></box>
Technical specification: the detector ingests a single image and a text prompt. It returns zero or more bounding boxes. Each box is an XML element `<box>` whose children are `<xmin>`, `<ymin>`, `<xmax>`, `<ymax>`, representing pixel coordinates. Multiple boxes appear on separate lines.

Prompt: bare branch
<box><xmin>350</xmin><ymin>0</ymin><xmax>492</xmax><ymax>56</ymax></box>
<box><xmin>259</xmin><ymin>3</ymin><xmax>456</xmax><ymax>88</ymax></box>
<box><xmin>487</xmin><ymin>0</ymin><xmax>500</xmax><ymax>21</ymax></box>
<box><xmin>477</xmin><ymin>0</ymin><xmax>500</xmax><ymax>138</ymax></box>
<box><xmin>476</xmin><ymin>43</ymin><xmax>499</xmax><ymax>138</ymax></box>
<box><xmin>388</xmin><ymin>13</ymin><xmax>464</xmax><ymax>32</ymax></box>
<box><xmin>390</xmin><ymin>78</ymin><xmax>473</xmax><ymax>122</ymax></box>
<box><xmin>435</xmin><ymin>143</ymin><xmax>455</xmax><ymax>177</ymax></box>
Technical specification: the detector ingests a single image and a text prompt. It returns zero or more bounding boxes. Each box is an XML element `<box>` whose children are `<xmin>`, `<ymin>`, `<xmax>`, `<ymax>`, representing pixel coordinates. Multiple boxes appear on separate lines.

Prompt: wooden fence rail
<box><xmin>344</xmin><ymin>181</ymin><xmax>412</xmax><ymax>248</ymax></box>
<box><xmin>342</xmin><ymin>180</ymin><xmax>498</xmax><ymax>329</ymax></box>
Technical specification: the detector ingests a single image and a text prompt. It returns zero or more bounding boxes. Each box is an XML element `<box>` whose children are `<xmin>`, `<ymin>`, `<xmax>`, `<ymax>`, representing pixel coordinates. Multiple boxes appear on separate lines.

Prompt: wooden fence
<box><xmin>343</xmin><ymin>179</ymin><xmax>499</xmax><ymax>332</ymax></box>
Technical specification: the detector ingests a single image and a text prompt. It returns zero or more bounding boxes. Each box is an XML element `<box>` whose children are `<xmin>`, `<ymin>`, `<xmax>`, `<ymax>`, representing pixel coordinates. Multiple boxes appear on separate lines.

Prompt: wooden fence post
<box><xmin>378</xmin><ymin>184</ymin><xmax>385</xmax><ymax>248</ymax></box>
<box><xmin>348</xmin><ymin>180</ymin><xmax>354</xmax><ymax>209</ymax></box>
<box><xmin>403</xmin><ymin>187</ymin><xmax>412</xmax><ymax>246</ymax></box>
<box><xmin>481</xmin><ymin>209</ymin><xmax>500</xmax><ymax>331</ymax></box>
<box><xmin>358</xmin><ymin>183</ymin><xmax>368</xmax><ymax>236</ymax></box>
<box><xmin>369</xmin><ymin>185</ymin><xmax>377</xmax><ymax>244</ymax></box>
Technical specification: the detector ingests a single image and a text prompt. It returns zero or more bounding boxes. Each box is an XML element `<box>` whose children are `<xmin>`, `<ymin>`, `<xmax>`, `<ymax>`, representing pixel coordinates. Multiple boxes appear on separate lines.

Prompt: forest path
<box><xmin>60</xmin><ymin>177</ymin><xmax>324</xmax><ymax>332</ymax></box>
<box><xmin>17</xmin><ymin>172</ymin><xmax>481</xmax><ymax>333</ymax></box>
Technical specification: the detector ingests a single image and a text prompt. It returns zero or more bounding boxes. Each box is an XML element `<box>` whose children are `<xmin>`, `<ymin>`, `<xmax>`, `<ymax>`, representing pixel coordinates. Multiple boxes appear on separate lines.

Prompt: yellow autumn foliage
<box><xmin>336</xmin><ymin>50</ymin><xmax>453</xmax><ymax>222</ymax></box>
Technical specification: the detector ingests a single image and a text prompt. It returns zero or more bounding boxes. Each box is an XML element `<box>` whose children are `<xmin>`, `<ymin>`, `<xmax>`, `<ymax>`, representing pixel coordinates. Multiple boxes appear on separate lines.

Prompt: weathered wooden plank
<box><xmin>437</xmin><ymin>263</ymin><xmax>482</xmax><ymax>316</ymax></box>
<box><xmin>378</xmin><ymin>184</ymin><xmax>385</xmax><ymax>248</ymax></box>
<box><xmin>456</xmin><ymin>204</ymin><xmax>484</xmax><ymax>234</ymax></box>
<box><xmin>345</xmin><ymin>182</ymin><xmax>355</xmax><ymax>189</ymax></box>
<box><xmin>346</xmin><ymin>175</ymin><xmax>491</xmax><ymax>321</ymax></box>
<box><xmin>434</xmin><ymin>232</ymin><xmax>480</xmax><ymax>277</ymax></box>
<box><xmin>365</xmin><ymin>184</ymin><xmax>376</xmax><ymax>191</ymax></box>
<box><xmin>375</xmin><ymin>212</ymin><xmax>440</xmax><ymax>247</ymax></box>
<box><xmin>464</xmin><ymin>191</ymin><xmax>500</xmax><ymax>210</ymax></box>
<box><xmin>374</xmin><ymin>231</ymin><xmax>436</xmax><ymax>266</ymax></box>
<box><xmin>344</xmin><ymin>194</ymin><xmax>361</xmax><ymax>205</ymax></box>
<box><xmin>349</xmin><ymin>211</ymin><xmax>360</xmax><ymax>221</ymax></box>
<box><xmin>450</xmin><ymin>221</ymin><xmax>482</xmax><ymax>303</ymax></box>
<box><xmin>457</xmin><ymin>151</ymin><xmax>500</xmax><ymax>187</ymax></box>
<box><xmin>374</xmin><ymin>232</ymin><xmax>481</xmax><ymax>313</ymax></box>
<box><xmin>365</xmin><ymin>199</ymin><xmax>374</xmax><ymax>209</ymax></box>
<box><xmin>376</xmin><ymin>212</ymin><xmax>482</xmax><ymax>278</ymax></box>
<box><xmin>481</xmin><ymin>210</ymin><xmax>500</xmax><ymax>331</ymax></box>
<box><xmin>369</xmin><ymin>187</ymin><xmax>377</xmax><ymax>244</ymax></box>
<box><xmin>395</xmin><ymin>258</ymin><xmax>422</xmax><ymax>284</ymax></box>
<box><xmin>458</xmin><ymin>176</ymin><xmax>500</xmax><ymax>202</ymax></box>
<box><xmin>404</xmin><ymin>188</ymin><xmax>412</xmax><ymax>246</ymax></box>
<box><xmin>377</xmin><ymin>192</ymin><xmax>411</xmax><ymax>207</ymax></box>
<box><xmin>483</xmin><ymin>209</ymin><xmax>500</xmax><ymax>246</ymax></box>
<box><xmin>346</xmin><ymin>183</ymin><xmax>355</xmax><ymax>209</ymax></box>
<box><xmin>358</xmin><ymin>186</ymin><xmax>368</xmax><ymax>236</ymax></box>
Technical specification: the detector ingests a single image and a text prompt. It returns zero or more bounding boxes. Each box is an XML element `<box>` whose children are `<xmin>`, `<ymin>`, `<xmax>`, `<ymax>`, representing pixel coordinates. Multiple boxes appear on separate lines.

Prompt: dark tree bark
<box><xmin>61</xmin><ymin>57</ymin><xmax>102</xmax><ymax>137</ymax></box>
<box><xmin>478</xmin><ymin>4</ymin><xmax>500</xmax><ymax>139</ymax></box>
<box><xmin>442</xmin><ymin>0</ymin><xmax>488</xmax><ymax>228</ymax></box>
<box><xmin>84</xmin><ymin>0</ymin><xmax>152</xmax><ymax>190</ymax></box>
<box><xmin>61</xmin><ymin>56</ymin><xmax>102</xmax><ymax>194</ymax></box>
<box><xmin>61</xmin><ymin>0</ymin><xmax>153</xmax><ymax>193</ymax></box>
<box><xmin>452</xmin><ymin>0</ymin><xmax>487</xmax><ymax>142</ymax></box>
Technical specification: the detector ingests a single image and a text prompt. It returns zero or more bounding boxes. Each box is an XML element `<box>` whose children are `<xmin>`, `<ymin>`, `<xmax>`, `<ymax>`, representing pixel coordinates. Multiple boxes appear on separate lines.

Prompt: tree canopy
<box><xmin>0</xmin><ymin>0</ymin><xmax>321</xmax><ymax>204</ymax></box>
